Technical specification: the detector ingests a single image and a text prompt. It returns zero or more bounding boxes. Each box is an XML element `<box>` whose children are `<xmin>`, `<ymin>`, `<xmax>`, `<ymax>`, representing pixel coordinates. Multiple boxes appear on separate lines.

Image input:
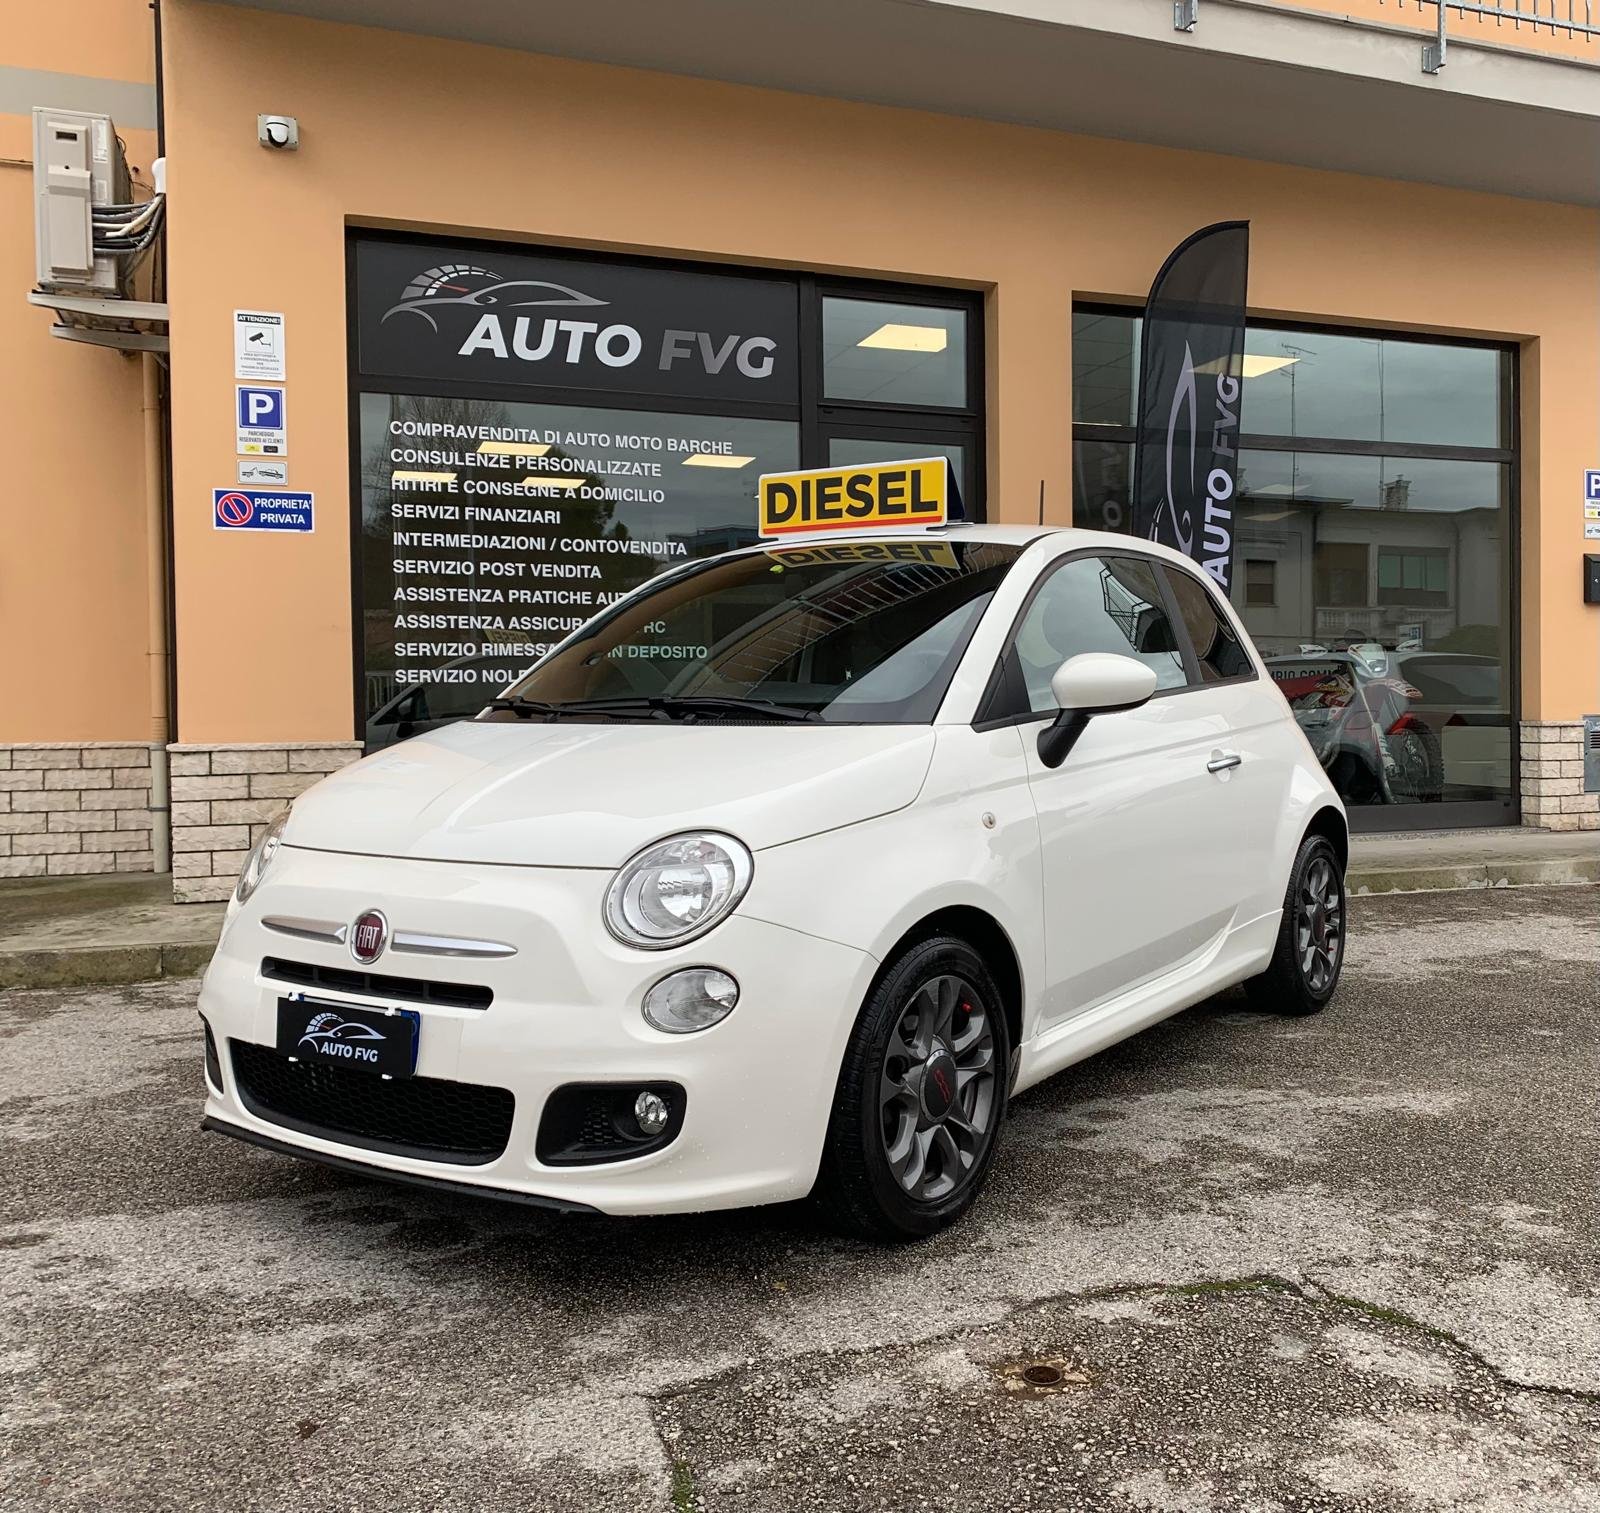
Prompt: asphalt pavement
<box><xmin>2</xmin><ymin>886</ymin><xmax>1597</xmax><ymax>1513</ymax></box>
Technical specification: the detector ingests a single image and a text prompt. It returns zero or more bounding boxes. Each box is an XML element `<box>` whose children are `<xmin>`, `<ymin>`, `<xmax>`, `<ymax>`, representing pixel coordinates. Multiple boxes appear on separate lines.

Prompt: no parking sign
<box><xmin>214</xmin><ymin>489</ymin><xmax>313</xmax><ymax>532</ymax></box>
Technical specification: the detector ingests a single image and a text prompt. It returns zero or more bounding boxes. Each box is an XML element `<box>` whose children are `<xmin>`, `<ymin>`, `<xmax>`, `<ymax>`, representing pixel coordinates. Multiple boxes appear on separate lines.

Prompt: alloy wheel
<box><xmin>877</xmin><ymin>974</ymin><xmax>998</xmax><ymax>1202</ymax></box>
<box><xmin>1295</xmin><ymin>854</ymin><xmax>1344</xmax><ymax>995</ymax></box>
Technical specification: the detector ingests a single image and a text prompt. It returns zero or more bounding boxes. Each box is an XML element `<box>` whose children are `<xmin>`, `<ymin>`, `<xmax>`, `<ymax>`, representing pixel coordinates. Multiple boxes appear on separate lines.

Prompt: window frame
<box><xmin>971</xmin><ymin>546</ymin><xmax>1251</xmax><ymax>730</ymax></box>
<box><xmin>346</xmin><ymin>232</ymin><xmax>987</xmax><ymax>748</ymax></box>
<box><xmin>1244</xmin><ymin>557</ymin><xmax>1277</xmax><ymax>608</ymax></box>
<box><xmin>1068</xmin><ymin>302</ymin><xmax>1521</xmax><ymax>834</ymax></box>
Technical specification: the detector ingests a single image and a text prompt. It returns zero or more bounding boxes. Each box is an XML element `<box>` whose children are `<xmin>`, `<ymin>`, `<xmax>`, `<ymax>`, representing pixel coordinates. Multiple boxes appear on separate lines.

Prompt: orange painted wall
<box><xmin>1</xmin><ymin>3</ymin><xmax>157</xmax><ymax>742</ymax></box>
<box><xmin>158</xmin><ymin>0</ymin><xmax>1599</xmax><ymax>742</ymax></box>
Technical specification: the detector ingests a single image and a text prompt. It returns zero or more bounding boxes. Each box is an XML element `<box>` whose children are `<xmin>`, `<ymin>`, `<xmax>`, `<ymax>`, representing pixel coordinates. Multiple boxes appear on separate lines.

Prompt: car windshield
<box><xmin>482</xmin><ymin>538</ymin><xmax>1023</xmax><ymax>724</ymax></box>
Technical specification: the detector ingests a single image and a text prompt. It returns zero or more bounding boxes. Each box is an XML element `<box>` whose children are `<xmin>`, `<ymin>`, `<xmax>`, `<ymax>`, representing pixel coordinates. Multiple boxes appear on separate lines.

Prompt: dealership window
<box><xmin>1071</xmin><ymin>308</ymin><xmax>1515</xmax><ymax>828</ymax></box>
<box><xmin>350</xmin><ymin>237</ymin><xmax>982</xmax><ymax>748</ymax></box>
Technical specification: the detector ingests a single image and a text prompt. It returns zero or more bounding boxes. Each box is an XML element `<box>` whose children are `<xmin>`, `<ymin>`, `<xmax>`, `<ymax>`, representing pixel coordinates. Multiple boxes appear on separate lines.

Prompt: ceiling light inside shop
<box><xmin>858</xmin><ymin>323</ymin><xmax>948</xmax><ymax>353</ymax></box>
<box><xmin>521</xmin><ymin>475</ymin><xmax>586</xmax><ymax>488</ymax></box>
<box><xmin>391</xmin><ymin>470</ymin><xmax>456</xmax><ymax>486</ymax></box>
<box><xmin>477</xmin><ymin>440</ymin><xmax>552</xmax><ymax>458</ymax></box>
<box><xmin>1193</xmin><ymin>354</ymin><xmax>1301</xmax><ymax>379</ymax></box>
<box><xmin>682</xmin><ymin>454</ymin><xmax>756</xmax><ymax>468</ymax></box>
<box><xmin>1242</xmin><ymin>354</ymin><xmax>1300</xmax><ymax>378</ymax></box>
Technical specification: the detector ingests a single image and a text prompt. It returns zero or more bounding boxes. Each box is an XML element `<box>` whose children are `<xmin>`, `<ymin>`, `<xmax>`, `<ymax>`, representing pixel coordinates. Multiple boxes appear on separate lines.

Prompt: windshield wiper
<box><xmin>562</xmin><ymin>695</ymin><xmax>823</xmax><ymax>723</ymax></box>
<box><xmin>652</xmin><ymin>695</ymin><xmax>823</xmax><ymax>723</ymax></box>
<box><xmin>485</xmin><ymin>696</ymin><xmax>571</xmax><ymax>720</ymax></box>
<box><xmin>488</xmin><ymin>694</ymin><xmax>823</xmax><ymax>723</ymax></box>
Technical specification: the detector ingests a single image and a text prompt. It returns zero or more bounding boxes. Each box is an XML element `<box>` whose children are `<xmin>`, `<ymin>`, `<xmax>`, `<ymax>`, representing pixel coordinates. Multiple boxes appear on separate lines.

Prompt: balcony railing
<box><xmin>1182</xmin><ymin>2</ymin><xmax>1599</xmax><ymax>69</ymax></box>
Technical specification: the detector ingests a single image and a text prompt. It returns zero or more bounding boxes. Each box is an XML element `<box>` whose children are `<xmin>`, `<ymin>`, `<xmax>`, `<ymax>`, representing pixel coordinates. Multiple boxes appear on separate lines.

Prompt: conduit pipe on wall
<box><xmin>142</xmin><ymin>352</ymin><xmax>172</xmax><ymax>873</ymax></box>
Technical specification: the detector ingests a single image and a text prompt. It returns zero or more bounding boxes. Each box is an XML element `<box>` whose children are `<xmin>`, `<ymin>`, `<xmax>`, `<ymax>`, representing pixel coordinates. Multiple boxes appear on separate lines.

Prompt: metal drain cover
<box><xmin>996</xmin><ymin>1357</ymin><xmax>1095</xmax><ymax>1396</ymax></box>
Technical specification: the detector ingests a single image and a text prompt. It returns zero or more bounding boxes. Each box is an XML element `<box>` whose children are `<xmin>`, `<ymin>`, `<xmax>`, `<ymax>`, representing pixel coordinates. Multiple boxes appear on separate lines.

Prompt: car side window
<box><xmin>1163</xmin><ymin>567</ymin><xmax>1255</xmax><ymax>684</ymax></box>
<box><xmin>1010</xmin><ymin>554</ymin><xmax>1188</xmax><ymax>715</ymax></box>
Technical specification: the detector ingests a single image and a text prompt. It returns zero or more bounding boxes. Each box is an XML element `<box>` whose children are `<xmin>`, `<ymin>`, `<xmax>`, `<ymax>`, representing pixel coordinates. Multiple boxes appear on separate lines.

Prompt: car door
<box><xmin>987</xmin><ymin>550</ymin><xmax>1274</xmax><ymax>1030</ymax></box>
<box><xmin>1158</xmin><ymin>562</ymin><xmax>1299</xmax><ymax>930</ymax></box>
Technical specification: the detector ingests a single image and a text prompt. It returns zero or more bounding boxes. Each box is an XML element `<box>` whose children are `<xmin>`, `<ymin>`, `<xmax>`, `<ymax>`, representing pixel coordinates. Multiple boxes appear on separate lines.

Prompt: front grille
<box><xmin>536</xmin><ymin>1082</ymin><xmax>686</xmax><ymax>1167</ymax></box>
<box><xmin>230</xmin><ymin>1039</ymin><xmax>514</xmax><ymax>1165</ymax></box>
<box><xmin>261</xmin><ymin>957</ymin><xmax>492</xmax><ymax>1011</ymax></box>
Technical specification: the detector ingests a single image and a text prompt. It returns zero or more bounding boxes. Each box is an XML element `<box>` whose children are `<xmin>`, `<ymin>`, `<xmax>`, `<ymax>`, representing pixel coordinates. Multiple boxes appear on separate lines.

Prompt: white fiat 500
<box><xmin>200</xmin><ymin>523</ymin><xmax>1347</xmax><ymax>1239</ymax></box>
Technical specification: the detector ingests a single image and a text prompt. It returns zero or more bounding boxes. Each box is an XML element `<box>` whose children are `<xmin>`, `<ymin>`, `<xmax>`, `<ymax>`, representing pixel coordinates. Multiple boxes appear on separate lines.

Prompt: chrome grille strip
<box><xmin>262</xmin><ymin>916</ymin><xmax>348</xmax><ymax>945</ymax></box>
<box><xmin>390</xmin><ymin>931</ymin><xmax>518</xmax><ymax>960</ymax></box>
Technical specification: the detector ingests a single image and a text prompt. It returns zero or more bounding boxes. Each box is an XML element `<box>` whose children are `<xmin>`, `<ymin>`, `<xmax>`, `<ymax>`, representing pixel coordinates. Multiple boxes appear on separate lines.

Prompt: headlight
<box><xmin>233</xmin><ymin>810</ymin><xmax>289</xmax><ymax>906</ymax></box>
<box><xmin>604</xmin><ymin>832</ymin><xmax>753</xmax><ymax>949</ymax></box>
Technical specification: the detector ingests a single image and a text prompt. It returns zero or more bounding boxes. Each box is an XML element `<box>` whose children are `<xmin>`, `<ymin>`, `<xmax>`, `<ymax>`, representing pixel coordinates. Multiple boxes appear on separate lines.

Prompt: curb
<box><xmin>0</xmin><ymin>940</ymin><xmax>218</xmax><ymax>992</ymax></box>
<box><xmin>1349</xmin><ymin>858</ymin><xmax>1600</xmax><ymax>896</ymax></box>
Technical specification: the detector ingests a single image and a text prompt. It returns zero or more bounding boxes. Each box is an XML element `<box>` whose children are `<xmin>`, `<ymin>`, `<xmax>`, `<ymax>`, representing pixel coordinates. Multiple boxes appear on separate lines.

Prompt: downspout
<box><xmin>143</xmin><ymin>351</ymin><xmax>172</xmax><ymax>873</ymax></box>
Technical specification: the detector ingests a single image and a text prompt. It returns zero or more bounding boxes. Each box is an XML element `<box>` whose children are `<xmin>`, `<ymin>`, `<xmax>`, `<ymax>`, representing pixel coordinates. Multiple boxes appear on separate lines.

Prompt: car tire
<box><xmin>1245</xmin><ymin>833</ymin><xmax>1347</xmax><ymax>1016</ymax></box>
<box><xmin>813</xmin><ymin>935</ymin><xmax>1010</xmax><ymax>1242</ymax></box>
<box><xmin>1389</xmin><ymin>722</ymin><xmax>1444</xmax><ymax>804</ymax></box>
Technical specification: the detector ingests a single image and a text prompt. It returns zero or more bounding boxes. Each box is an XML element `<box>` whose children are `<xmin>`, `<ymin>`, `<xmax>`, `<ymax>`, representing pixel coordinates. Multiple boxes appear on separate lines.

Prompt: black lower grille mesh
<box><xmin>536</xmin><ymin>1082</ymin><xmax>685</xmax><ymax>1166</ymax></box>
<box><xmin>230</xmin><ymin>1040</ymin><xmax>514</xmax><ymax>1166</ymax></box>
<box><xmin>202</xmin><ymin>1018</ymin><xmax>222</xmax><ymax>1092</ymax></box>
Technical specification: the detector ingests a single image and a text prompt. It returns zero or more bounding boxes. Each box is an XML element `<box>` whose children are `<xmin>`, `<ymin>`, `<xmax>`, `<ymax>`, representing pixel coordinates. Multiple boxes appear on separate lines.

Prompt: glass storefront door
<box><xmin>1071</xmin><ymin>310</ymin><xmax>1516</xmax><ymax>828</ymax></box>
<box><xmin>350</xmin><ymin>237</ymin><xmax>983</xmax><ymax>749</ymax></box>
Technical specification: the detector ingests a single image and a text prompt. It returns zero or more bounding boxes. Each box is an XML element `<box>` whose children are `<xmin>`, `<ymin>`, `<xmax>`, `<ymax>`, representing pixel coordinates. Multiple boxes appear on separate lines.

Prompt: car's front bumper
<box><xmin>198</xmin><ymin>843</ymin><xmax>877</xmax><ymax>1215</ymax></box>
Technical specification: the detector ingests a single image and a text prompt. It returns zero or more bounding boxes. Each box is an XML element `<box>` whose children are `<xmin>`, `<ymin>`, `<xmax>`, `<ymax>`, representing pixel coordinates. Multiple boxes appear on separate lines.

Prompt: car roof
<box><xmin>728</xmin><ymin>523</ymin><xmax>1208</xmax><ymax>561</ymax></box>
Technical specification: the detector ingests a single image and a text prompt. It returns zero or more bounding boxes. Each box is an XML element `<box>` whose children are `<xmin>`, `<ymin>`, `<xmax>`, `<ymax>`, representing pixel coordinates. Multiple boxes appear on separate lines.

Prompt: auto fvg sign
<box><xmin>355</xmin><ymin>240</ymin><xmax>799</xmax><ymax>404</ymax></box>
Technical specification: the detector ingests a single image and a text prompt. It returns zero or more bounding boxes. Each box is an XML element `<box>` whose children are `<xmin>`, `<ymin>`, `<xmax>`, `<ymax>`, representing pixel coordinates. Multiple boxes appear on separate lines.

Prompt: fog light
<box><xmin>633</xmin><ymin>1090</ymin><xmax>671</xmax><ymax>1136</ymax></box>
<box><xmin>641</xmin><ymin>968</ymin><xmax>740</xmax><ymax>1034</ymax></box>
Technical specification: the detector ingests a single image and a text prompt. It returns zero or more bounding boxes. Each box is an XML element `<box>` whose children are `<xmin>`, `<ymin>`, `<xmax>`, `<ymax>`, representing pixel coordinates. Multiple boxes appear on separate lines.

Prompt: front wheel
<box><xmin>813</xmin><ymin>936</ymin><xmax>1010</xmax><ymax>1242</ymax></box>
<box><xmin>1245</xmin><ymin>834</ymin><xmax>1347</xmax><ymax>1016</ymax></box>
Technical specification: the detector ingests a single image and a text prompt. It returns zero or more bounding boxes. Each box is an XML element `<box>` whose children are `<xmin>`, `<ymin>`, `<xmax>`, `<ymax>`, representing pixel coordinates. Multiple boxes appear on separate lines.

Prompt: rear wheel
<box><xmin>1387</xmin><ymin>722</ymin><xmax>1443</xmax><ymax>803</ymax></box>
<box><xmin>1245</xmin><ymin>834</ymin><xmax>1346</xmax><ymax>1016</ymax></box>
<box><xmin>813</xmin><ymin>936</ymin><xmax>1009</xmax><ymax>1242</ymax></box>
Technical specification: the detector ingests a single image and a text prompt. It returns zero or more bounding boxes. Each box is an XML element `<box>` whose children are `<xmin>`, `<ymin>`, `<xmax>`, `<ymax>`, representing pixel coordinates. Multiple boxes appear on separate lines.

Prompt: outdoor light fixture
<box><xmin>682</xmin><ymin>454</ymin><xmax>756</xmax><ymax>468</ymax></box>
<box><xmin>858</xmin><ymin>323</ymin><xmax>948</xmax><ymax>353</ymax></box>
<box><xmin>477</xmin><ymin>439</ymin><xmax>551</xmax><ymax>457</ymax></box>
<box><xmin>391</xmin><ymin>470</ymin><xmax>456</xmax><ymax>485</ymax></box>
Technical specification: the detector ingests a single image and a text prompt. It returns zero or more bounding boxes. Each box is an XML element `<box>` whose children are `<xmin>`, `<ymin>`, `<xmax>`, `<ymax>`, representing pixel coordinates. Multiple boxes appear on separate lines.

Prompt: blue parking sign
<box><xmin>1586</xmin><ymin>469</ymin><xmax>1600</xmax><ymax>503</ymax></box>
<box><xmin>237</xmin><ymin>386</ymin><xmax>284</xmax><ymax>430</ymax></box>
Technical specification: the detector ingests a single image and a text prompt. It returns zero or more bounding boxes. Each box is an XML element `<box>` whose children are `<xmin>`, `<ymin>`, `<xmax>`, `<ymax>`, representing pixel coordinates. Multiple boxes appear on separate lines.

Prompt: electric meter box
<box><xmin>33</xmin><ymin>107</ymin><xmax>131</xmax><ymax>295</ymax></box>
<box><xmin>1585</xmin><ymin>715</ymin><xmax>1600</xmax><ymax>795</ymax></box>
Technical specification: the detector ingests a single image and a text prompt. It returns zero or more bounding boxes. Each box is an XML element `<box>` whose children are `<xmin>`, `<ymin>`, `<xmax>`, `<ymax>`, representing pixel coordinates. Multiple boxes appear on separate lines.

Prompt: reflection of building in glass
<box><xmin>1236</xmin><ymin>485</ymin><xmax>1500</xmax><ymax>658</ymax></box>
<box><xmin>671</xmin><ymin>522</ymin><xmax>762</xmax><ymax>557</ymax></box>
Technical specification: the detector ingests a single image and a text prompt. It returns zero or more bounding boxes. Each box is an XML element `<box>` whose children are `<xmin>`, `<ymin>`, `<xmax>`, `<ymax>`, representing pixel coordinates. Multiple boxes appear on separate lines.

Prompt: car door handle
<box><xmin>1206</xmin><ymin>752</ymin><xmax>1243</xmax><ymax>774</ymax></box>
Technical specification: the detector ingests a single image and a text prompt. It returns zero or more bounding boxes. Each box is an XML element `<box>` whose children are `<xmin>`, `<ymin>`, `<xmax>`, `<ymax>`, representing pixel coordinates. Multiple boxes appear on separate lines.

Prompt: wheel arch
<box><xmin>1304</xmin><ymin>803</ymin><xmax>1350</xmax><ymax>874</ymax></box>
<box><xmin>871</xmin><ymin>904</ymin><xmax>1025</xmax><ymax>1070</ymax></box>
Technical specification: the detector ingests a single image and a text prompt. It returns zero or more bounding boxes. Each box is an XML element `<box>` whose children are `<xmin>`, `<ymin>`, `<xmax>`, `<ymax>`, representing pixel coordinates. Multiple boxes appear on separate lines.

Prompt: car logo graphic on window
<box><xmin>350</xmin><ymin>910</ymin><xmax>389</xmax><ymax>965</ymax></box>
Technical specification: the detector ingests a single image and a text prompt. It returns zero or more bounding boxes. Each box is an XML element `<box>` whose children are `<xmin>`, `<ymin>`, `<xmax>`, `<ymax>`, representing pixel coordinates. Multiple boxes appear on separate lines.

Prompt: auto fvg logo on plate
<box><xmin>296</xmin><ymin>1011</ymin><xmax>387</xmax><ymax>1065</ymax></box>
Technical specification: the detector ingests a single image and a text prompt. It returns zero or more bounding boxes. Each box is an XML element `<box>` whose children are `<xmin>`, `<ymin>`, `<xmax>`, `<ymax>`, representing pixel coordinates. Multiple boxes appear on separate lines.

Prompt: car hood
<box><xmin>283</xmin><ymin>719</ymin><xmax>937</xmax><ymax>868</ymax></box>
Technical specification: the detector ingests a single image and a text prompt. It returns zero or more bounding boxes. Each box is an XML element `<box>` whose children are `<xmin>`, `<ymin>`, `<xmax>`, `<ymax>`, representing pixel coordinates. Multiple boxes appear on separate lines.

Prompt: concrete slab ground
<box><xmin>0</xmin><ymin>874</ymin><xmax>225</xmax><ymax>990</ymax></box>
<box><xmin>1349</xmin><ymin>826</ymin><xmax>1600</xmax><ymax>895</ymax></box>
<box><xmin>1</xmin><ymin>827</ymin><xmax>1596</xmax><ymax>992</ymax></box>
<box><xmin>1</xmin><ymin>886</ymin><xmax>1596</xmax><ymax>1512</ymax></box>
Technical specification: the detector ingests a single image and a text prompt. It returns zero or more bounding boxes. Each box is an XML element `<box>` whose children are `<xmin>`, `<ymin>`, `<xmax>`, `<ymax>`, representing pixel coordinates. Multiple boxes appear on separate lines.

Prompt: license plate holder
<box><xmin>275</xmin><ymin>996</ymin><xmax>420</xmax><ymax>1079</ymax></box>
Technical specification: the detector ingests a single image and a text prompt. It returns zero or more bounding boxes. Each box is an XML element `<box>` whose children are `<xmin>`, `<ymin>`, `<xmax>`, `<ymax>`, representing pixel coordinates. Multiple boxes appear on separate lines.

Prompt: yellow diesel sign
<box><xmin>757</xmin><ymin>458</ymin><xmax>949</xmax><ymax>538</ymax></box>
